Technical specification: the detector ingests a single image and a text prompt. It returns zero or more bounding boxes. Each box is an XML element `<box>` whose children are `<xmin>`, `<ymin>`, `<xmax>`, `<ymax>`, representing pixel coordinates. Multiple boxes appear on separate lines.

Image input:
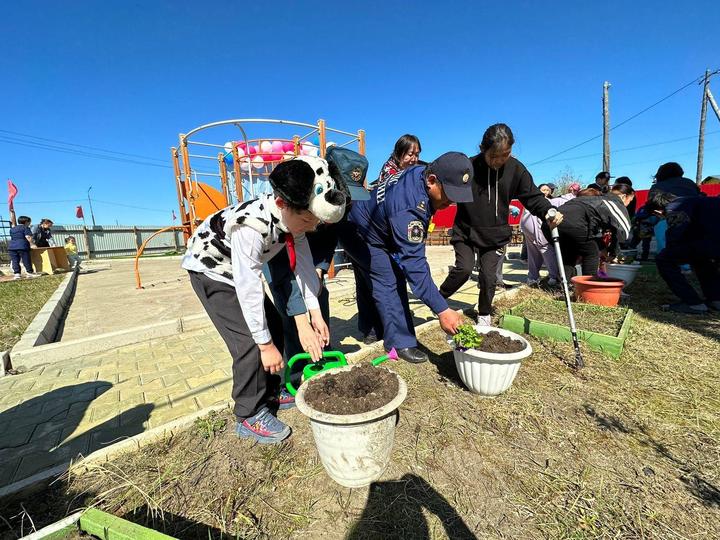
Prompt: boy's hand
<box><xmin>294</xmin><ymin>314</ymin><xmax>324</xmax><ymax>362</ymax></box>
<box><xmin>258</xmin><ymin>342</ymin><xmax>284</xmax><ymax>374</ymax></box>
<box><xmin>309</xmin><ymin>308</ymin><xmax>330</xmax><ymax>347</ymax></box>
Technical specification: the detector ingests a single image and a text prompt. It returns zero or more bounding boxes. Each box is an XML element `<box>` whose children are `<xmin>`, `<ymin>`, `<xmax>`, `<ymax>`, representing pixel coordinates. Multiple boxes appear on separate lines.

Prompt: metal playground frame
<box><xmin>134</xmin><ymin>118</ymin><xmax>366</xmax><ymax>288</ymax></box>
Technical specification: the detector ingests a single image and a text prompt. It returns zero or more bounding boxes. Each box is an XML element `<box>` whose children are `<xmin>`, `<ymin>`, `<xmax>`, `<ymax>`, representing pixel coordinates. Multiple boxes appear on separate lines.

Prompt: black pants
<box><xmin>544</xmin><ymin>222</ymin><xmax>602</xmax><ymax>278</ymax></box>
<box><xmin>189</xmin><ymin>271</ymin><xmax>283</xmax><ymax>421</ymax></box>
<box><xmin>656</xmin><ymin>243</ymin><xmax>720</xmax><ymax>305</ymax></box>
<box><xmin>440</xmin><ymin>239</ymin><xmax>502</xmax><ymax>316</ymax></box>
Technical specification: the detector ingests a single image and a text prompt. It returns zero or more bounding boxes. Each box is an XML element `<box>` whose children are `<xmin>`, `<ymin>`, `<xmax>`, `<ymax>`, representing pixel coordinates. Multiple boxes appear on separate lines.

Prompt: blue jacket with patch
<box><xmin>347</xmin><ymin>165</ymin><xmax>448</xmax><ymax>314</ymax></box>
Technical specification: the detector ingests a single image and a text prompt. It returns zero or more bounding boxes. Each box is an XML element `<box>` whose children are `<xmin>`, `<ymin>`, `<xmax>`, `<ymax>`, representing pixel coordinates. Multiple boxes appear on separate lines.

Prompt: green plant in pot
<box><xmin>453</xmin><ymin>324</ymin><xmax>484</xmax><ymax>350</ymax></box>
<box><xmin>447</xmin><ymin>323</ymin><xmax>532</xmax><ymax>396</ymax></box>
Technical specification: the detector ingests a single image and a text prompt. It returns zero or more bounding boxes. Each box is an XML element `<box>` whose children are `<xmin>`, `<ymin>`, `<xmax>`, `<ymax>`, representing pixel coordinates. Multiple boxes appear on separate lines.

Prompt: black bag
<box><xmin>325</xmin><ymin>146</ymin><xmax>370</xmax><ymax>201</ymax></box>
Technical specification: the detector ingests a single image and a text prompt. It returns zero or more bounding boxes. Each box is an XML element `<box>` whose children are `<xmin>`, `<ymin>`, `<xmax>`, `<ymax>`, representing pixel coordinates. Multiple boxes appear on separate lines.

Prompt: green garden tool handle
<box><xmin>284</xmin><ymin>350</ymin><xmax>348</xmax><ymax>396</ymax></box>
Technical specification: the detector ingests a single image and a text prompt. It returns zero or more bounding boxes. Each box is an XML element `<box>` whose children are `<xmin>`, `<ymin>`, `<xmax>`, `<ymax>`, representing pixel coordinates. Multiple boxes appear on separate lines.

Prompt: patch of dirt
<box><xmin>304</xmin><ymin>364</ymin><xmax>399</xmax><ymax>415</ymax></box>
<box><xmin>478</xmin><ymin>330</ymin><xmax>526</xmax><ymax>353</ymax></box>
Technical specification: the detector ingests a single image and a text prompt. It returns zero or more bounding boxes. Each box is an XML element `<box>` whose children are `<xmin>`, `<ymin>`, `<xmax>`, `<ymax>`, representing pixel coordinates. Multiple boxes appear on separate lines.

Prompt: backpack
<box><xmin>325</xmin><ymin>146</ymin><xmax>370</xmax><ymax>202</ymax></box>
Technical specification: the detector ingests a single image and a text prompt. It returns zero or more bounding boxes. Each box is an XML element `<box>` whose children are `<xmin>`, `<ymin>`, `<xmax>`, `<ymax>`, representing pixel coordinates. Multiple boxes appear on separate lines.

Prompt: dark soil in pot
<box><xmin>477</xmin><ymin>331</ymin><xmax>526</xmax><ymax>353</ymax></box>
<box><xmin>303</xmin><ymin>364</ymin><xmax>399</xmax><ymax>415</ymax></box>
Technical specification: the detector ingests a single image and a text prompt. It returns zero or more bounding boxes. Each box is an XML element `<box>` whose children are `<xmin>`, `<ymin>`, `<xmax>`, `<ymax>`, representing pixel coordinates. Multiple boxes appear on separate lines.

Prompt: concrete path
<box><xmin>0</xmin><ymin>247</ymin><xmax>532</xmax><ymax>491</ymax></box>
<box><xmin>60</xmin><ymin>257</ymin><xmax>205</xmax><ymax>341</ymax></box>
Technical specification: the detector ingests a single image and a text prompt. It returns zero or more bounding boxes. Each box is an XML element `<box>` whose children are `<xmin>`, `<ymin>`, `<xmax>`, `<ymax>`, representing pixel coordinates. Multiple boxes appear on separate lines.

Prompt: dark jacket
<box><xmin>557</xmin><ymin>193</ymin><xmax>632</xmax><ymax>246</ymax></box>
<box><xmin>9</xmin><ymin>225</ymin><xmax>32</xmax><ymax>250</ymax></box>
<box><xmin>452</xmin><ymin>155</ymin><xmax>552</xmax><ymax>248</ymax></box>
<box><xmin>648</xmin><ymin>176</ymin><xmax>701</xmax><ymax>199</ymax></box>
<box><xmin>664</xmin><ymin>196</ymin><xmax>720</xmax><ymax>258</ymax></box>
<box><xmin>32</xmin><ymin>226</ymin><xmax>52</xmax><ymax>248</ymax></box>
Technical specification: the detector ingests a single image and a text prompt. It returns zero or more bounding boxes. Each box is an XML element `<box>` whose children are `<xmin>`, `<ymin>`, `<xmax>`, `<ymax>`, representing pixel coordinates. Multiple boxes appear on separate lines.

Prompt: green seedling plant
<box><xmin>453</xmin><ymin>324</ymin><xmax>484</xmax><ymax>350</ymax></box>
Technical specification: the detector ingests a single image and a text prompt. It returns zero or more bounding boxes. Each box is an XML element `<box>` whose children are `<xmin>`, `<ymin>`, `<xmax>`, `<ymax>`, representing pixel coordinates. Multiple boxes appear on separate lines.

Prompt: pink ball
<box><xmin>249</xmin><ymin>145</ymin><xmax>259</xmax><ymax>155</ymax></box>
<box><xmin>260</xmin><ymin>141</ymin><xmax>273</xmax><ymax>154</ymax></box>
<box><xmin>282</xmin><ymin>141</ymin><xmax>295</xmax><ymax>153</ymax></box>
<box><xmin>236</xmin><ymin>141</ymin><xmax>247</xmax><ymax>150</ymax></box>
<box><xmin>252</xmin><ymin>155</ymin><xmax>264</xmax><ymax>169</ymax></box>
<box><xmin>271</xmin><ymin>141</ymin><xmax>284</xmax><ymax>153</ymax></box>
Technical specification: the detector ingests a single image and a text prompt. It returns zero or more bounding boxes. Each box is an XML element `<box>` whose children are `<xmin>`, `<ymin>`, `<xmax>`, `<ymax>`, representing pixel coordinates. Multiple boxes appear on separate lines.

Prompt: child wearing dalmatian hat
<box><xmin>182</xmin><ymin>155</ymin><xmax>348</xmax><ymax>443</ymax></box>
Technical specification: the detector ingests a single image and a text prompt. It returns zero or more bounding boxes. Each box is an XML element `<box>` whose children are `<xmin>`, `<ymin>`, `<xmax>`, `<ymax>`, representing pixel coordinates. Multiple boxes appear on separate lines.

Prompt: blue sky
<box><xmin>2</xmin><ymin>1</ymin><xmax>719</xmax><ymax>225</ymax></box>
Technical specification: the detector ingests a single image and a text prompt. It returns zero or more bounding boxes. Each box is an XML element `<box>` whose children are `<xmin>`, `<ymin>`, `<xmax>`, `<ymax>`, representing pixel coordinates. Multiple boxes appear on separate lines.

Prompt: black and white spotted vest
<box><xmin>186</xmin><ymin>194</ymin><xmax>287</xmax><ymax>280</ymax></box>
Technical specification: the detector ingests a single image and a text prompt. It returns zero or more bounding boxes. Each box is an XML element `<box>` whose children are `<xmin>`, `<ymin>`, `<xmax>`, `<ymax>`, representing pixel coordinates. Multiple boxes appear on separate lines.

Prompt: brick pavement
<box><xmin>0</xmin><ymin>248</ymin><xmax>531</xmax><ymax>491</ymax></box>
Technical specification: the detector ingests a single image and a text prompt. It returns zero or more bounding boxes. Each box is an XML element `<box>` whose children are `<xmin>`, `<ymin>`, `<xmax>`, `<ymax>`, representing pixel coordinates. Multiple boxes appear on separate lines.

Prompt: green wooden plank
<box><xmin>501</xmin><ymin>302</ymin><xmax>633</xmax><ymax>359</ymax></box>
<box><xmin>79</xmin><ymin>508</ymin><xmax>178</xmax><ymax>540</ymax></box>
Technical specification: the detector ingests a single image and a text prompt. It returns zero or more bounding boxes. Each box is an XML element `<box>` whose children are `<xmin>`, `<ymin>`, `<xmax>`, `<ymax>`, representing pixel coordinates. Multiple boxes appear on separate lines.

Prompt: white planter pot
<box><xmin>606</xmin><ymin>263</ymin><xmax>640</xmax><ymax>288</ymax></box>
<box><xmin>449</xmin><ymin>326</ymin><xmax>532</xmax><ymax>396</ymax></box>
<box><xmin>295</xmin><ymin>366</ymin><xmax>408</xmax><ymax>488</ymax></box>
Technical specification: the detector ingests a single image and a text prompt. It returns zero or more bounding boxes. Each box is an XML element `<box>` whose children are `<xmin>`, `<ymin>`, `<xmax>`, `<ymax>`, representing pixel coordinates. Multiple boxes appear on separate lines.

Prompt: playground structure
<box><xmin>134</xmin><ymin>119</ymin><xmax>366</xmax><ymax>288</ymax></box>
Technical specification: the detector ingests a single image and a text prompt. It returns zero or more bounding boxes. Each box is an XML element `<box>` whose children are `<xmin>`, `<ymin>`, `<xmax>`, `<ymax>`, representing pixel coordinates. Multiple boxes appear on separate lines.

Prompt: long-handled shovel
<box><xmin>547</xmin><ymin>209</ymin><xmax>584</xmax><ymax>369</ymax></box>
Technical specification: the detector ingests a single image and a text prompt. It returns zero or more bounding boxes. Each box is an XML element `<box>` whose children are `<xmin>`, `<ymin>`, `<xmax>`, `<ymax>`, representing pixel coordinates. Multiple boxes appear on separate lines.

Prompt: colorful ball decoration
<box><xmin>249</xmin><ymin>145</ymin><xmax>259</xmax><ymax>155</ymax></box>
<box><xmin>282</xmin><ymin>141</ymin><xmax>295</xmax><ymax>153</ymax></box>
<box><xmin>260</xmin><ymin>140</ymin><xmax>273</xmax><ymax>154</ymax></box>
<box><xmin>283</xmin><ymin>151</ymin><xmax>295</xmax><ymax>160</ymax></box>
<box><xmin>252</xmin><ymin>155</ymin><xmax>265</xmax><ymax>170</ymax></box>
<box><xmin>271</xmin><ymin>140</ymin><xmax>284</xmax><ymax>153</ymax></box>
<box><xmin>240</xmin><ymin>159</ymin><xmax>250</xmax><ymax>172</ymax></box>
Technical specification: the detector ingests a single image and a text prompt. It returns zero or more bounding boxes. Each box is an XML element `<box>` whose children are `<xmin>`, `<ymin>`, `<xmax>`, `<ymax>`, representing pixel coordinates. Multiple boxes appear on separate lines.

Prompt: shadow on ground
<box><xmin>583</xmin><ymin>403</ymin><xmax>720</xmax><ymax>509</ymax></box>
<box><xmin>0</xmin><ymin>381</ymin><xmax>155</xmax><ymax>537</ymax></box>
<box><xmin>347</xmin><ymin>473</ymin><xmax>477</xmax><ymax>539</ymax></box>
<box><xmin>122</xmin><ymin>506</ymin><xmax>226</xmax><ymax>539</ymax></box>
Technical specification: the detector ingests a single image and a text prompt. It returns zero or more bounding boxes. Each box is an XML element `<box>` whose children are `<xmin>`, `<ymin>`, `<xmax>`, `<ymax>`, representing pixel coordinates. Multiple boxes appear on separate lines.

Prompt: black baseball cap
<box><xmin>428</xmin><ymin>152</ymin><xmax>474</xmax><ymax>203</ymax></box>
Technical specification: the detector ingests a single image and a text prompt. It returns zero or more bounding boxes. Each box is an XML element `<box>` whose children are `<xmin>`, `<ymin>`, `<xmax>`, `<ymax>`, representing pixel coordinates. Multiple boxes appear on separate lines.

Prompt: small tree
<box><xmin>552</xmin><ymin>166</ymin><xmax>584</xmax><ymax>195</ymax></box>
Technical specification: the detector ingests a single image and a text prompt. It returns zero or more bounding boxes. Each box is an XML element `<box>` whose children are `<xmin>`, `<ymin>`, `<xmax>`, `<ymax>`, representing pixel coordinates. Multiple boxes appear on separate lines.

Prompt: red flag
<box><xmin>172</xmin><ymin>210</ymin><xmax>177</xmax><ymax>221</ymax></box>
<box><xmin>76</xmin><ymin>205</ymin><xmax>84</xmax><ymax>219</ymax></box>
<box><xmin>7</xmin><ymin>180</ymin><xmax>18</xmax><ymax>210</ymax></box>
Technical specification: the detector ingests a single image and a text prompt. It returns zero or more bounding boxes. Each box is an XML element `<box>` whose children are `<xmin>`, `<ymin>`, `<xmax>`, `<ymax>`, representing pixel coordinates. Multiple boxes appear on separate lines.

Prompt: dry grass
<box><xmin>0</xmin><ymin>274</ymin><xmax>65</xmax><ymax>350</ymax></box>
<box><xmin>1</xmin><ymin>269</ymin><xmax>719</xmax><ymax>539</ymax></box>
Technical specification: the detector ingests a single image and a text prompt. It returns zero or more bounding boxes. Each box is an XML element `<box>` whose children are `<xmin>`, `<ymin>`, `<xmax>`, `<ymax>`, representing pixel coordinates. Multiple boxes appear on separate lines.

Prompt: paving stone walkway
<box><xmin>0</xmin><ymin>247</ymin><xmax>531</xmax><ymax>491</ymax></box>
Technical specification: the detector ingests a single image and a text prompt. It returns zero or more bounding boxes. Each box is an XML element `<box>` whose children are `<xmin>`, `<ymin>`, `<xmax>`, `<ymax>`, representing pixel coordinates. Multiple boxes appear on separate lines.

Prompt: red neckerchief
<box><xmin>284</xmin><ymin>233</ymin><xmax>296</xmax><ymax>271</ymax></box>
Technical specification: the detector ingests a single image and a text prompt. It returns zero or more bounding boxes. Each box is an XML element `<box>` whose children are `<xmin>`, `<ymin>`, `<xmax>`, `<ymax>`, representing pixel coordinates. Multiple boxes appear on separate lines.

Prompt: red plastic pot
<box><xmin>571</xmin><ymin>275</ymin><xmax>625</xmax><ymax>307</ymax></box>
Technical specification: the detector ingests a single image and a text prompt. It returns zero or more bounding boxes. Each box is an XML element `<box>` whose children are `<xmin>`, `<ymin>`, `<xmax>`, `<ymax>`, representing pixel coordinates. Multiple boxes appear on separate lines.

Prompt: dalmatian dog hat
<box><xmin>269</xmin><ymin>155</ymin><xmax>349</xmax><ymax>223</ymax></box>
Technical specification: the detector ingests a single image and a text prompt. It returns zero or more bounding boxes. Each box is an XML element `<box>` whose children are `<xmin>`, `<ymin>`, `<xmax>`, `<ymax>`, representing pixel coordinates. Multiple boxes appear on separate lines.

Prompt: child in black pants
<box><xmin>182</xmin><ymin>156</ymin><xmax>348</xmax><ymax>443</ymax></box>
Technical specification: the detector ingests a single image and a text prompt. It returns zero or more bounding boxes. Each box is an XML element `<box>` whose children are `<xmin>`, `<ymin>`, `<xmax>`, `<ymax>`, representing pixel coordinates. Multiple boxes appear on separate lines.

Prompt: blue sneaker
<box><xmin>236</xmin><ymin>407</ymin><xmax>291</xmax><ymax>444</ymax></box>
<box><xmin>277</xmin><ymin>388</ymin><xmax>296</xmax><ymax>410</ymax></box>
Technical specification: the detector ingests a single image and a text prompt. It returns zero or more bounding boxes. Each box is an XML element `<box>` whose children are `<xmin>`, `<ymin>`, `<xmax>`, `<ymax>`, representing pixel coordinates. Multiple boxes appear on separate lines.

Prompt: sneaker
<box><xmin>13</xmin><ymin>274</ymin><xmax>22</xmax><ymax>280</ymax></box>
<box><xmin>276</xmin><ymin>388</ymin><xmax>296</xmax><ymax>410</ymax></box>
<box><xmin>26</xmin><ymin>273</ymin><xmax>42</xmax><ymax>279</ymax></box>
<box><xmin>664</xmin><ymin>302</ymin><xmax>708</xmax><ymax>314</ymax></box>
<box><xmin>477</xmin><ymin>314</ymin><xmax>492</xmax><ymax>326</ymax></box>
<box><xmin>236</xmin><ymin>407</ymin><xmax>291</xmax><ymax>444</ymax></box>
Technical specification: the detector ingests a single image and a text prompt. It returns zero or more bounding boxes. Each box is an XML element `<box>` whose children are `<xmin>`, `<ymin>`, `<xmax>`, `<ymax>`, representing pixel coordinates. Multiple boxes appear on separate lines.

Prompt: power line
<box><xmin>90</xmin><ymin>198</ymin><xmax>169</xmax><ymax>213</ymax></box>
<box><xmin>528</xmin><ymin>72</ymin><xmax>712</xmax><ymax>166</ymax></box>
<box><xmin>0</xmin><ymin>133</ymin><xmax>216</xmax><ymax>172</ymax></box>
<box><xmin>534</xmin><ymin>129</ymin><xmax>720</xmax><ymax>166</ymax></box>
<box><xmin>0</xmin><ymin>128</ymin><xmax>168</xmax><ymax>163</ymax></box>
<box><xmin>14</xmin><ymin>197</ymin><xmax>170</xmax><ymax>213</ymax></box>
<box><xmin>0</xmin><ymin>136</ymin><xmax>174</xmax><ymax>169</ymax></box>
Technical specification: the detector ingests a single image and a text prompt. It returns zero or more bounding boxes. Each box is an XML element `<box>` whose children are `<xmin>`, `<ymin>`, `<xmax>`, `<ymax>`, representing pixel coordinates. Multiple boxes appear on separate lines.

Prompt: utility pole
<box><xmin>87</xmin><ymin>186</ymin><xmax>97</xmax><ymax>228</ymax></box>
<box><xmin>603</xmin><ymin>81</ymin><xmax>611</xmax><ymax>173</ymax></box>
<box><xmin>696</xmin><ymin>70</ymin><xmax>711</xmax><ymax>185</ymax></box>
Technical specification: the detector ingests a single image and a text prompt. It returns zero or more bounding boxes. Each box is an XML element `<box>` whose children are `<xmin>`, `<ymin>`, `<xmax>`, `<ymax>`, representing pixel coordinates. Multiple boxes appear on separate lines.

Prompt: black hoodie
<box><xmin>452</xmin><ymin>154</ymin><xmax>552</xmax><ymax>248</ymax></box>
